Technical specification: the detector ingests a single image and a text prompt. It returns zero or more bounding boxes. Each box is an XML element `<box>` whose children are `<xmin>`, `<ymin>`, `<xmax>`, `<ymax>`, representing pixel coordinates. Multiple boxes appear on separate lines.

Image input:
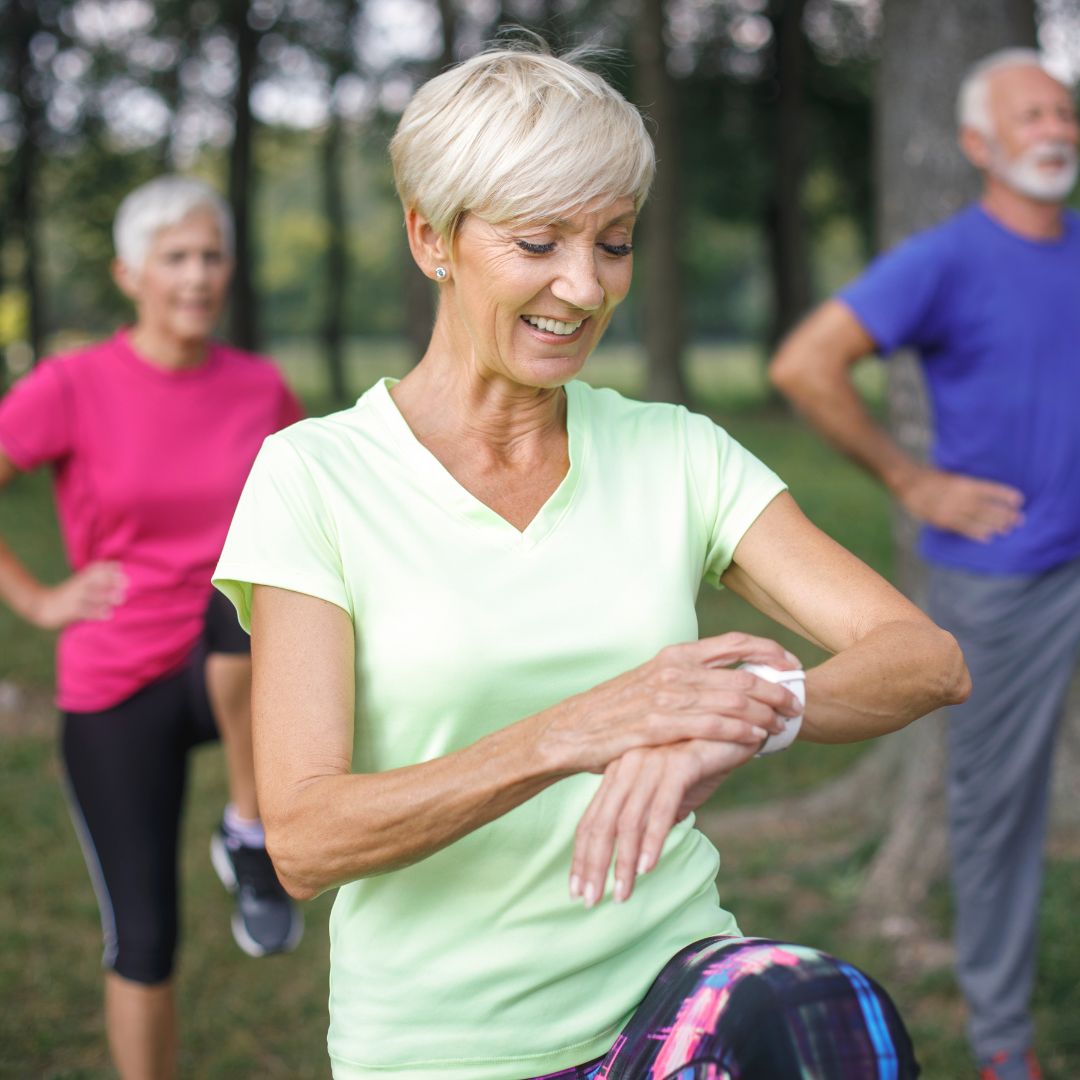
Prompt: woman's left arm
<box><xmin>569</xmin><ymin>491</ymin><xmax>970</xmax><ymax>907</ymax></box>
<box><xmin>720</xmin><ymin>491</ymin><xmax>970</xmax><ymax>741</ymax></box>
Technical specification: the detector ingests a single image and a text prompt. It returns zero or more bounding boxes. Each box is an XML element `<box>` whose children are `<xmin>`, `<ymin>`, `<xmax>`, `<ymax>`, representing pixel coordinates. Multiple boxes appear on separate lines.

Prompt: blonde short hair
<box><xmin>390</xmin><ymin>43</ymin><xmax>655</xmax><ymax>239</ymax></box>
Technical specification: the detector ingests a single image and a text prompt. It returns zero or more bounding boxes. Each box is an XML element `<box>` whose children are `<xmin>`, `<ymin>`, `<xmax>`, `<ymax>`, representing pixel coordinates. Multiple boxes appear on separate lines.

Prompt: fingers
<box><xmin>908</xmin><ymin>470</ymin><xmax>1025</xmax><ymax>541</ymax></box>
<box><xmin>972</xmin><ymin>479</ymin><xmax>1024</xmax><ymax>508</ymax></box>
<box><xmin>570</xmin><ymin>744</ymin><xmax>726</xmax><ymax>909</ymax></box>
<box><xmin>543</xmin><ymin>634</ymin><xmax>802</xmax><ymax>775</ymax></box>
<box><xmin>76</xmin><ymin>563</ymin><xmax>127</xmax><ymax>620</ymax></box>
<box><xmin>675</xmin><ymin>633</ymin><xmax>800</xmax><ymax>672</ymax></box>
<box><xmin>40</xmin><ymin>562</ymin><xmax>128</xmax><ymax>628</ymax></box>
<box><xmin>572</xmin><ymin>749</ymin><xmax>676</xmax><ymax>909</ymax></box>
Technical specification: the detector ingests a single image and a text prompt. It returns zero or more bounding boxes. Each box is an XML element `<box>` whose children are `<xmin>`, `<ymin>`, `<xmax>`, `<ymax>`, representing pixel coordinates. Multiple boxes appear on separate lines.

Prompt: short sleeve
<box><xmin>686</xmin><ymin>412</ymin><xmax>788</xmax><ymax>588</ymax></box>
<box><xmin>0</xmin><ymin>359</ymin><xmax>74</xmax><ymax>469</ymax></box>
<box><xmin>837</xmin><ymin>227</ymin><xmax>951</xmax><ymax>355</ymax></box>
<box><xmin>213</xmin><ymin>432</ymin><xmax>351</xmax><ymax>631</ymax></box>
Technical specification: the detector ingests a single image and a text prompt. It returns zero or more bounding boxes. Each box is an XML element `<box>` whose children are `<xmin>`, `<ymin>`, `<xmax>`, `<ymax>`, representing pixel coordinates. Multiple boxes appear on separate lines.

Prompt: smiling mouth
<box><xmin>522</xmin><ymin>315</ymin><xmax>585</xmax><ymax>336</ymax></box>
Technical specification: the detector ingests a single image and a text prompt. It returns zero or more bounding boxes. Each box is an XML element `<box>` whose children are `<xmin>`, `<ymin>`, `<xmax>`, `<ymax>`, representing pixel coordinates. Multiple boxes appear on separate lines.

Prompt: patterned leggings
<box><xmin>534</xmin><ymin>937</ymin><xmax>918</xmax><ymax>1080</ymax></box>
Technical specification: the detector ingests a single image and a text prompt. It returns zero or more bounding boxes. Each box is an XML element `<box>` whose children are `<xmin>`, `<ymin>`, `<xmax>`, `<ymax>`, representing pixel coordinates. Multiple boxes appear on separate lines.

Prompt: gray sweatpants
<box><xmin>928</xmin><ymin>555</ymin><xmax>1080</xmax><ymax>1061</ymax></box>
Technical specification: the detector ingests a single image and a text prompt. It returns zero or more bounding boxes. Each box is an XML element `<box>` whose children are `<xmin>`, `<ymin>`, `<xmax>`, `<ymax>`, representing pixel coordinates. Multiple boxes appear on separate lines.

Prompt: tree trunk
<box><xmin>852</xmin><ymin>0</ymin><xmax>1040</xmax><ymax>935</ymax></box>
<box><xmin>227</xmin><ymin>0</ymin><xmax>260</xmax><ymax>351</ymax></box>
<box><xmin>634</xmin><ymin>0</ymin><xmax>689</xmax><ymax>406</ymax></box>
<box><xmin>399</xmin><ymin>0</ymin><xmax>454</xmax><ymax>366</ymax></box>
<box><xmin>322</xmin><ymin>112</ymin><xmax>349</xmax><ymax>406</ymax></box>
<box><xmin>321</xmin><ymin>0</ymin><xmax>361</xmax><ymax>405</ymax></box>
<box><xmin>765</xmin><ymin>0</ymin><xmax>811</xmax><ymax>352</ymax></box>
<box><xmin>9</xmin><ymin>0</ymin><xmax>45</xmax><ymax>366</ymax></box>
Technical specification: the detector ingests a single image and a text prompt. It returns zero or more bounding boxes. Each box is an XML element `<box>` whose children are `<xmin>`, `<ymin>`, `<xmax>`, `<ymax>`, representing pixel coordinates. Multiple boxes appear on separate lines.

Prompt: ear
<box><xmin>111</xmin><ymin>258</ymin><xmax>141</xmax><ymax>303</ymax></box>
<box><xmin>959</xmin><ymin>125</ymin><xmax>992</xmax><ymax>172</ymax></box>
<box><xmin>405</xmin><ymin>208</ymin><xmax>451</xmax><ymax>281</ymax></box>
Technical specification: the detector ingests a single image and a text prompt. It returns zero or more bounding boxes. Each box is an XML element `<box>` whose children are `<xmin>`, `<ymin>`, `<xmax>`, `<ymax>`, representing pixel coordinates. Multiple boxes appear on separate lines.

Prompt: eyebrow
<box><xmin>547</xmin><ymin>212</ymin><xmax>638</xmax><ymax>230</ymax></box>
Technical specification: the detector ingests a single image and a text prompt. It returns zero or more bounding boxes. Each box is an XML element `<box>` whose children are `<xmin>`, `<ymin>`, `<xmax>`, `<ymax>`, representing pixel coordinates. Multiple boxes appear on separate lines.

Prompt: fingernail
<box><xmin>613</xmin><ymin>878</ymin><xmax>627</xmax><ymax>903</ymax></box>
<box><xmin>784</xmin><ymin>650</ymin><xmax>801</xmax><ymax>668</ymax></box>
<box><xmin>569</xmin><ymin>874</ymin><xmax>581</xmax><ymax>899</ymax></box>
<box><xmin>637</xmin><ymin>852</ymin><xmax>651</xmax><ymax>875</ymax></box>
<box><xmin>583</xmin><ymin>882</ymin><xmax>597</xmax><ymax>909</ymax></box>
<box><xmin>752</xmin><ymin>726</ymin><xmax>768</xmax><ymax>740</ymax></box>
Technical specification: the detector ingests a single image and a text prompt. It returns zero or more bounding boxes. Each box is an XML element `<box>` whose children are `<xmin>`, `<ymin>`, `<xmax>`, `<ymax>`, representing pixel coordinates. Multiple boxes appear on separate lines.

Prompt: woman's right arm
<box><xmin>250</xmin><ymin>583</ymin><xmax>800</xmax><ymax>901</ymax></box>
<box><xmin>0</xmin><ymin>449</ymin><xmax>124</xmax><ymax>628</ymax></box>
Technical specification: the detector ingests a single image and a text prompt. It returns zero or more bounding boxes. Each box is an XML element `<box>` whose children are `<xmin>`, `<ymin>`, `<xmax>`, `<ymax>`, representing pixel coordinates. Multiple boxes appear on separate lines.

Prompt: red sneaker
<box><xmin>979</xmin><ymin>1049</ymin><xmax>1043</xmax><ymax>1080</ymax></box>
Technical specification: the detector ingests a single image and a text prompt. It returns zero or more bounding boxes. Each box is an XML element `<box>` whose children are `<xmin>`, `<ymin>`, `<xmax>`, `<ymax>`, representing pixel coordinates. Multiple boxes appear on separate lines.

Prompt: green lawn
<box><xmin>1</xmin><ymin>343</ymin><xmax>1076</xmax><ymax>1078</ymax></box>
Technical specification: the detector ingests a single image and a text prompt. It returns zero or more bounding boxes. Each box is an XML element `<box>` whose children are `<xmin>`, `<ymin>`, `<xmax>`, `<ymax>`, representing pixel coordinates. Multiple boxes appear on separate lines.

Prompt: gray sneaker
<box><xmin>210</xmin><ymin>824</ymin><xmax>303</xmax><ymax>957</ymax></box>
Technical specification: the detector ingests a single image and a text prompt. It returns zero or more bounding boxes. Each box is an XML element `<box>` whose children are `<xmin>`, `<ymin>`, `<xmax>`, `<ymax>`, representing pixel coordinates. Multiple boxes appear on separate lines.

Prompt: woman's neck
<box><xmin>127</xmin><ymin>324</ymin><xmax>210</xmax><ymax>371</ymax></box>
<box><xmin>392</xmin><ymin>335</ymin><xmax>567</xmax><ymax>466</ymax></box>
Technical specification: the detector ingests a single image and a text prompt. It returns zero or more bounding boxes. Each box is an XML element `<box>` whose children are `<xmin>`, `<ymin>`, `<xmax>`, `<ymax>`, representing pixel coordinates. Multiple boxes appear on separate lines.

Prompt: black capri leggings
<box><xmin>61</xmin><ymin>590</ymin><xmax>249</xmax><ymax>985</ymax></box>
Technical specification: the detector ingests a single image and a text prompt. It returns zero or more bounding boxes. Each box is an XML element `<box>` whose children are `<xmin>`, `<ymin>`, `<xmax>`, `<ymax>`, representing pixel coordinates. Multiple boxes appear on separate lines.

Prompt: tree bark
<box><xmin>634</xmin><ymin>0</ymin><xmax>689</xmax><ymax>406</ymax></box>
<box><xmin>322</xmin><ymin>111</ymin><xmax>349</xmax><ymax>405</ymax></box>
<box><xmin>852</xmin><ymin>0</ymin><xmax>1041</xmax><ymax>935</ymax></box>
<box><xmin>399</xmin><ymin>0</ymin><xmax>454</xmax><ymax>367</ymax></box>
<box><xmin>226</xmin><ymin>0</ymin><xmax>260</xmax><ymax>351</ymax></box>
<box><xmin>321</xmin><ymin>0</ymin><xmax>361</xmax><ymax>406</ymax></box>
<box><xmin>765</xmin><ymin>0</ymin><xmax>811</xmax><ymax>351</ymax></box>
<box><xmin>8</xmin><ymin>0</ymin><xmax>45</xmax><ymax>366</ymax></box>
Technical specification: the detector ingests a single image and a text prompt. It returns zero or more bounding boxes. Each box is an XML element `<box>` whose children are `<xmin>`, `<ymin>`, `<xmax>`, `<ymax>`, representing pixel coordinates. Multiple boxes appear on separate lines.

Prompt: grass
<box><xmin>1</xmin><ymin>342</ymin><xmax>1076</xmax><ymax>1078</ymax></box>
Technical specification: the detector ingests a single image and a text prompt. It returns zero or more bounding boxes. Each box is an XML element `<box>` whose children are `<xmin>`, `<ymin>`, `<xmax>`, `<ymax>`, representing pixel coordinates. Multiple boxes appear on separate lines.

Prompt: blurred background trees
<box><xmin>0</xmin><ymin>0</ymin><xmax>902</xmax><ymax>400</ymax></box>
<box><xmin>3</xmin><ymin>0</ymin><xmax>1072</xmax><ymax>402</ymax></box>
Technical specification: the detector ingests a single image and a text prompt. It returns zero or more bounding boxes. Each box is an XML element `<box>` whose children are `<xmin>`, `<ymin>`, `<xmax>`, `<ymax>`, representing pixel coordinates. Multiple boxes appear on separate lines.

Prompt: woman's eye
<box><xmin>601</xmin><ymin>243</ymin><xmax>634</xmax><ymax>257</ymax></box>
<box><xmin>516</xmin><ymin>240</ymin><xmax>556</xmax><ymax>254</ymax></box>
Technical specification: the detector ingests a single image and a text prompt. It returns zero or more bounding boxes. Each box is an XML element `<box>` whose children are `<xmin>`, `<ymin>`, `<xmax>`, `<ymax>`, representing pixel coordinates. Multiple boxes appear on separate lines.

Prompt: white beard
<box><xmin>991</xmin><ymin>139</ymin><xmax>1079</xmax><ymax>202</ymax></box>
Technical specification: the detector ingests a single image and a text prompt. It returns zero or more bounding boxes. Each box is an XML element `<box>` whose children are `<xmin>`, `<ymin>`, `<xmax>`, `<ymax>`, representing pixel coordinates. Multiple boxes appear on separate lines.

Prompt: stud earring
<box><xmin>434</xmin><ymin>266</ymin><xmax>447</xmax><ymax>280</ymax></box>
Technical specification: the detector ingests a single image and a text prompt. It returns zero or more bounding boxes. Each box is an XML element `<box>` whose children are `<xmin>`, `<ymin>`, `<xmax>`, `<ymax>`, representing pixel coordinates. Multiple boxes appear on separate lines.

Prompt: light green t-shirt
<box><xmin>214</xmin><ymin>378</ymin><xmax>787</xmax><ymax>1079</ymax></box>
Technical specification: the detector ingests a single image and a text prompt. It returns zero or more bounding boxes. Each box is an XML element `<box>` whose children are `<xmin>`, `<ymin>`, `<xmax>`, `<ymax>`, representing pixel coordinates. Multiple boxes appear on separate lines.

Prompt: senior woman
<box><xmin>215</xmin><ymin>46</ymin><xmax>968</xmax><ymax>1079</ymax></box>
<box><xmin>0</xmin><ymin>176</ymin><xmax>303</xmax><ymax>1079</ymax></box>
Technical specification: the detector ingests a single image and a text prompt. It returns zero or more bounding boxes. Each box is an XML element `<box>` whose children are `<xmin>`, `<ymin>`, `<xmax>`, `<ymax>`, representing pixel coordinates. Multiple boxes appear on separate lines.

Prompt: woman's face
<box><xmin>115</xmin><ymin>209</ymin><xmax>233</xmax><ymax>345</ymax></box>
<box><xmin>445</xmin><ymin>196</ymin><xmax>636</xmax><ymax>388</ymax></box>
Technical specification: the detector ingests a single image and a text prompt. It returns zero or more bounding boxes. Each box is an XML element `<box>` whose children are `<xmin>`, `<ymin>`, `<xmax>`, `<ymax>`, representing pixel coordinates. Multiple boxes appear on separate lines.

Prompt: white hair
<box><xmin>957</xmin><ymin>48</ymin><xmax>1058</xmax><ymax>135</ymax></box>
<box><xmin>390</xmin><ymin>43</ymin><xmax>655</xmax><ymax>240</ymax></box>
<box><xmin>113</xmin><ymin>175</ymin><xmax>234</xmax><ymax>271</ymax></box>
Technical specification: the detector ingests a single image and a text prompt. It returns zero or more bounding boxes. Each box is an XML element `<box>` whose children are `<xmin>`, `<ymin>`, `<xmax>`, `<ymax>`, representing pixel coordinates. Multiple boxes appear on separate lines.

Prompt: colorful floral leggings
<box><xmin>534</xmin><ymin>936</ymin><xmax>919</xmax><ymax>1080</ymax></box>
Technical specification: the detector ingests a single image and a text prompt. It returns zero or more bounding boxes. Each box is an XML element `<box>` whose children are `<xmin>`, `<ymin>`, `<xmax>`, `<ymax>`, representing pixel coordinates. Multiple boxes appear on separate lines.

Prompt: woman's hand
<box><xmin>26</xmin><ymin>562</ymin><xmax>127</xmax><ymax>629</ymax></box>
<box><xmin>569</xmin><ymin>736</ymin><xmax>756</xmax><ymax>909</ymax></box>
<box><xmin>536</xmin><ymin>633</ymin><xmax>803</xmax><ymax>777</ymax></box>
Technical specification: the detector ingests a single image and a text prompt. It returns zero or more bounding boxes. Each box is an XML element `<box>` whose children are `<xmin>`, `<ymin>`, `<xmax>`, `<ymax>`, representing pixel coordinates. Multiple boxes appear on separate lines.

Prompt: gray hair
<box><xmin>390</xmin><ymin>43</ymin><xmax>655</xmax><ymax>240</ymax></box>
<box><xmin>113</xmin><ymin>175</ymin><xmax>234</xmax><ymax>271</ymax></box>
<box><xmin>957</xmin><ymin>48</ymin><xmax>1055</xmax><ymax>135</ymax></box>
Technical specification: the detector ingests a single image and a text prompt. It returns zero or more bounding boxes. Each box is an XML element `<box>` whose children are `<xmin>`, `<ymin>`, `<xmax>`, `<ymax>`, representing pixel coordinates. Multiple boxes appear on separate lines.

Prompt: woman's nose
<box><xmin>551</xmin><ymin>250</ymin><xmax>605</xmax><ymax>312</ymax></box>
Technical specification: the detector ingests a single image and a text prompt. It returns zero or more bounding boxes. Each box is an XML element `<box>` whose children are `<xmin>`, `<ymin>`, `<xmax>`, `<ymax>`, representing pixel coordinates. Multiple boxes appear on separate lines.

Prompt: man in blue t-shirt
<box><xmin>770</xmin><ymin>48</ymin><xmax>1079</xmax><ymax>1080</ymax></box>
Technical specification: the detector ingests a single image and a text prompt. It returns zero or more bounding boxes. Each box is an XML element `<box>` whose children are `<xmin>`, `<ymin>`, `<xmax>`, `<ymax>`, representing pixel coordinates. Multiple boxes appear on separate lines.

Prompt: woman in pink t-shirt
<box><xmin>0</xmin><ymin>176</ymin><xmax>304</xmax><ymax>1079</ymax></box>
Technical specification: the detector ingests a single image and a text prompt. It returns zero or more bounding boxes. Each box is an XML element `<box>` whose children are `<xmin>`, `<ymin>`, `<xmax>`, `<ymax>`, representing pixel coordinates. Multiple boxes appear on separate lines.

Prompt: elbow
<box><xmin>767</xmin><ymin>339</ymin><xmax>812</xmax><ymax>403</ymax></box>
<box><xmin>932</xmin><ymin>627</ymin><xmax>972</xmax><ymax>709</ymax></box>
<box><xmin>767</xmin><ymin>347</ymin><xmax>797</xmax><ymax>397</ymax></box>
<box><xmin>265</xmin><ymin>823</ymin><xmax>330</xmax><ymax>903</ymax></box>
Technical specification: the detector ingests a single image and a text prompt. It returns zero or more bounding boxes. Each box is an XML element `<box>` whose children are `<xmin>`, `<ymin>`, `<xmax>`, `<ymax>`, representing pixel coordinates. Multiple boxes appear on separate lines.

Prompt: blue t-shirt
<box><xmin>839</xmin><ymin>204</ymin><xmax>1080</xmax><ymax>574</ymax></box>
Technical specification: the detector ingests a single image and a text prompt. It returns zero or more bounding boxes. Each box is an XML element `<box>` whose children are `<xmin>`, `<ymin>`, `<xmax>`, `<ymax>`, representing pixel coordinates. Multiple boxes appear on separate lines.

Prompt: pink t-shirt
<box><xmin>0</xmin><ymin>330</ymin><xmax>303</xmax><ymax>712</ymax></box>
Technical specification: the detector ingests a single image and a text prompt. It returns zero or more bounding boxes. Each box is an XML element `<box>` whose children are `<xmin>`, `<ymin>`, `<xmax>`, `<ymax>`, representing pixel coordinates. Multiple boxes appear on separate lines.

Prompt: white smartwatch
<box><xmin>739</xmin><ymin>663</ymin><xmax>806</xmax><ymax>756</ymax></box>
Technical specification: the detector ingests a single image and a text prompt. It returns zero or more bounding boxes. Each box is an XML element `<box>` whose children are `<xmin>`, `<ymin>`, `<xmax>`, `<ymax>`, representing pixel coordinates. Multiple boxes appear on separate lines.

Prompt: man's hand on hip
<box><xmin>895</xmin><ymin>466</ymin><xmax>1024</xmax><ymax>542</ymax></box>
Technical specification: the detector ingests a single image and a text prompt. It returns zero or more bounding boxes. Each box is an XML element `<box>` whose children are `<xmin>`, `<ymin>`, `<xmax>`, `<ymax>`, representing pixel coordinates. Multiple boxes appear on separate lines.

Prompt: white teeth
<box><xmin>524</xmin><ymin>315</ymin><xmax>583</xmax><ymax>336</ymax></box>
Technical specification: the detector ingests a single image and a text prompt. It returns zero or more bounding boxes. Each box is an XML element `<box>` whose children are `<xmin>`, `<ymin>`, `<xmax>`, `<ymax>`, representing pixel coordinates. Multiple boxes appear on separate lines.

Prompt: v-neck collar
<box><xmin>370</xmin><ymin>377</ymin><xmax>587</xmax><ymax>549</ymax></box>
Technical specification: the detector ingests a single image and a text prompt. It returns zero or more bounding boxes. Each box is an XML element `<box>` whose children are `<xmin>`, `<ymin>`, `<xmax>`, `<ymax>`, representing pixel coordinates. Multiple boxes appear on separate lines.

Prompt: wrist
<box><xmin>882</xmin><ymin>459</ymin><xmax>925</xmax><ymax>502</ymax></box>
<box><xmin>522</xmin><ymin>699</ymin><xmax>584</xmax><ymax>781</ymax></box>
<box><xmin>10</xmin><ymin>580</ymin><xmax>49</xmax><ymax>627</ymax></box>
